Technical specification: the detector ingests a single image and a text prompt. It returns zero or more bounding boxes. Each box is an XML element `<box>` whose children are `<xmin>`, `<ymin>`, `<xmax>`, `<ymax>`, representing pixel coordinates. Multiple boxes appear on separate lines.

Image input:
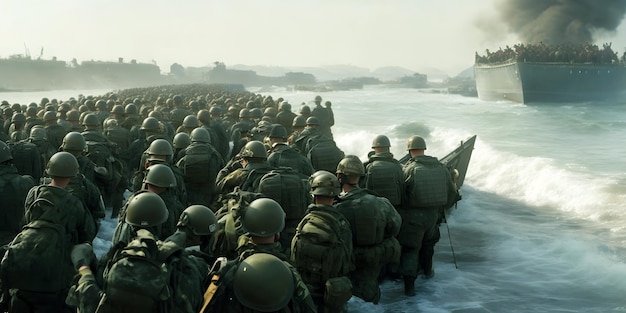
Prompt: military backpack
<box><xmin>406</xmin><ymin>156</ymin><xmax>451</xmax><ymax>208</ymax></box>
<box><xmin>364</xmin><ymin>158</ymin><xmax>404</xmax><ymax>206</ymax></box>
<box><xmin>178</xmin><ymin>144</ymin><xmax>222</xmax><ymax>185</ymax></box>
<box><xmin>253</xmin><ymin>167</ymin><xmax>311</xmax><ymax>223</ymax></box>
<box><xmin>304</xmin><ymin>135</ymin><xmax>345</xmax><ymax>172</ymax></box>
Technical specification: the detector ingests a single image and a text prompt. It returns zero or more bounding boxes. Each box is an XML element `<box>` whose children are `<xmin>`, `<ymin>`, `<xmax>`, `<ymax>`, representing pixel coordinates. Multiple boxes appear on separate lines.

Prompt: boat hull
<box><xmin>474</xmin><ymin>61</ymin><xmax>626</xmax><ymax>103</ymax></box>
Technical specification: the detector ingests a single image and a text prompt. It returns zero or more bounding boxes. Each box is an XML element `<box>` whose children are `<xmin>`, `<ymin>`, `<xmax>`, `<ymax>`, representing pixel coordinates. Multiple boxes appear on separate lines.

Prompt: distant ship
<box><xmin>474</xmin><ymin>59</ymin><xmax>626</xmax><ymax>103</ymax></box>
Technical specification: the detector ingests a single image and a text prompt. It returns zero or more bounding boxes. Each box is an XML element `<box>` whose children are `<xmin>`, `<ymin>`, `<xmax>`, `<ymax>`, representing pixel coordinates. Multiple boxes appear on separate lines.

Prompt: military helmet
<box><xmin>66</xmin><ymin>110</ymin><xmax>80</xmax><ymax>122</ymax></box>
<box><xmin>26</xmin><ymin>106</ymin><xmax>38</xmax><ymax>117</ymax></box>
<box><xmin>143</xmin><ymin>164</ymin><xmax>176</xmax><ymax>188</ymax></box>
<box><xmin>103</xmin><ymin>118</ymin><xmax>118</xmax><ymax>128</ymax></box>
<box><xmin>190</xmin><ymin>127</ymin><xmax>211</xmax><ymax>144</ymax></box>
<box><xmin>182</xmin><ymin>115</ymin><xmax>198</xmax><ymax>128</ymax></box>
<box><xmin>29</xmin><ymin>127</ymin><xmax>47</xmax><ymax>140</ymax></box>
<box><xmin>279</xmin><ymin>101</ymin><xmax>291</xmax><ymax>111</ymax></box>
<box><xmin>292</xmin><ymin>115</ymin><xmax>306</xmax><ymax>127</ymax></box>
<box><xmin>371</xmin><ymin>135</ymin><xmax>391</xmax><ymax>148</ymax></box>
<box><xmin>268</xmin><ymin>124</ymin><xmax>288</xmax><ymax>139</ymax></box>
<box><xmin>209</xmin><ymin>106</ymin><xmax>221</xmax><ymax>115</ymax></box>
<box><xmin>239</xmin><ymin>108</ymin><xmax>250</xmax><ymax>118</ymax></box>
<box><xmin>46</xmin><ymin>151</ymin><xmax>79</xmax><ymax>178</ymax></box>
<box><xmin>336</xmin><ymin>156</ymin><xmax>365</xmax><ymax>176</ymax></box>
<box><xmin>84</xmin><ymin>99</ymin><xmax>95</xmax><ymax>110</ymax></box>
<box><xmin>177</xmin><ymin>205</ymin><xmax>217</xmax><ymax>236</ymax></box>
<box><xmin>125</xmin><ymin>191</ymin><xmax>169</xmax><ymax>227</ymax></box>
<box><xmin>299</xmin><ymin>105</ymin><xmax>310</xmax><ymax>115</ymax></box>
<box><xmin>96</xmin><ymin>99</ymin><xmax>106</xmax><ymax>109</ymax></box>
<box><xmin>43</xmin><ymin>111</ymin><xmax>56</xmax><ymax>122</ymax></box>
<box><xmin>242</xmin><ymin>198</ymin><xmax>285</xmax><ymax>237</ymax></box>
<box><xmin>233</xmin><ymin>253</ymin><xmax>294</xmax><ymax>312</ymax></box>
<box><xmin>140</xmin><ymin>117</ymin><xmax>161</xmax><ymax>131</ymax></box>
<box><xmin>197</xmin><ymin>109</ymin><xmax>211</xmax><ymax>123</ymax></box>
<box><xmin>305</xmin><ymin>116</ymin><xmax>320</xmax><ymax>126</ymax></box>
<box><xmin>406</xmin><ymin>135</ymin><xmax>427</xmax><ymax>150</ymax></box>
<box><xmin>124</xmin><ymin>104</ymin><xmax>138</xmax><ymax>115</ymax></box>
<box><xmin>0</xmin><ymin>141</ymin><xmax>12</xmax><ymax>163</ymax></box>
<box><xmin>263</xmin><ymin>107</ymin><xmax>276</xmax><ymax>117</ymax></box>
<box><xmin>173</xmin><ymin>132</ymin><xmax>191</xmax><ymax>149</ymax></box>
<box><xmin>240</xmin><ymin>141</ymin><xmax>267</xmax><ymax>159</ymax></box>
<box><xmin>148</xmin><ymin>110</ymin><xmax>163</xmax><ymax>121</ymax></box>
<box><xmin>111</xmin><ymin>104</ymin><xmax>125</xmax><ymax>115</ymax></box>
<box><xmin>11</xmin><ymin>103</ymin><xmax>21</xmax><ymax>112</ymax></box>
<box><xmin>11</xmin><ymin>113</ymin><xmax>26</xmax><ymax>123</ymax></box>
<box><xmin>78</xmin><ymin>105</ymin><xmax>88</xmax><ymax>114</ymax></box>
<box><xmin>147</xmin><ymin>139</ymin><xmax>173</xmax><ymax>156</ymax></box>
<box><xmin>82</xmin><ymin>114</ymin><xmax>100</xmax><ymax>127</ymax></box>
<box><xmin>314</xmin><ymin>95</ymin><xmax>322</xmax><ymax>102</ymax></box>
<box><xmin>310</xmin><ymin>170</ymin><xmax>341</xmax><ymax>197</ymax></box>
<box><xmin>172</xmin><ymin>94</ymin><xmax>183</xmax><ymax>105</ymax></box>
<box><xmin>61</xmin><ymin>132</ymin><xmax>86</xmax><ymax>152</ymax></box>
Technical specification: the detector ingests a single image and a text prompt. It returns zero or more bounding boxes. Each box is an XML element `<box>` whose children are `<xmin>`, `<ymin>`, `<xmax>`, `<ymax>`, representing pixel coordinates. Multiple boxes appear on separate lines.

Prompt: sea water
<box><xmin>3</xmin><ymin>86</ymin><xmax>626</xmax><ymax>312</ymax></box>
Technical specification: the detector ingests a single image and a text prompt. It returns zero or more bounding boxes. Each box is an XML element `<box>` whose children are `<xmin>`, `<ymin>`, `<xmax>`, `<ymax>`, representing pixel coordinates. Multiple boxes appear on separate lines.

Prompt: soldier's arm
<box><xmin>381</xmin><ymin>198</ymin><xmax>402</xmax><ymax>237</ymax></box>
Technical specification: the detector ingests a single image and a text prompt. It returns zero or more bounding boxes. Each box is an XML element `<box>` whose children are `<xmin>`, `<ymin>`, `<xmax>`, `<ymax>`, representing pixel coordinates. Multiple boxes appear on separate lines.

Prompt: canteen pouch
<box><xmin>324</xmin><ymin>276</ymin><xmax>352</xmax><ymax>308</ymax></box>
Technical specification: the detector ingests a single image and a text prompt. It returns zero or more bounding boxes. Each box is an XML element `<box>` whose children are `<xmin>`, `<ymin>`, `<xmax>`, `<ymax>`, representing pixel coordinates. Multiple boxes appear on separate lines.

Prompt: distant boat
<box><xmin>474</xmin><ymin>59</ymin><xmax>626</xmax><ymax>103</ymax></box>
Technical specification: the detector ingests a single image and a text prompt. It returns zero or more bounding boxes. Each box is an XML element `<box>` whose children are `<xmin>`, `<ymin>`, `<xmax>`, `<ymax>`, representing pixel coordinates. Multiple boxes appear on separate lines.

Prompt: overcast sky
<box><xmin>2</xmin><ymin>0</ymin><xmax>626</xmax><ymax>76</ymax></box>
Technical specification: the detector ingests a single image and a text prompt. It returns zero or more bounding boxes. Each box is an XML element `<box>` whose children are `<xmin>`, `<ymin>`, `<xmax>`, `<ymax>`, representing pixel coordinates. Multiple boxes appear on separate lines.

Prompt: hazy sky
<box><xmin>2</xmin><ymin>0</ymin><xmax>626</xmax><ymax>76</ymax></box>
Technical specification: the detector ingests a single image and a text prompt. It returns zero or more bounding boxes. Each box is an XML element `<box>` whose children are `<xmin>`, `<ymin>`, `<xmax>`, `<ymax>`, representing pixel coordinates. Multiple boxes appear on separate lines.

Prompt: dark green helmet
<box><xmin>197</xmin><ymin>109</ymin><xmax>211</xmax><ymax>124</ymax></box>
<box><xmin>147</xmin><ymin>139</ymin><xmax>173</xmax><ymax>157</ymax></box>
<box><xmin>29</xmin><ymin>127</ymin><xmax>47</xmax><ymax>140</ymax></box>
<box><xmin>111</xmin><ymin>104</ymin><xmax>125</xmax><ymax>115</ymax></box>
<box><xmin>371</xmin><ymin>135</ymin><xmax>391</xmax><ymax>148</ymax></box>
<box><xmin>233</xmin><ymin>253</ymin><xmax>294</xmax><ymax>312</ymax></box>
<box><xmin>43</xmin><ymin>111</ymin><xmax>56</xmax><ymax>122</ymax></box>
<box><xmin>96</xmin><ymin>99</ymin><xmax>106</xmax><ymax>109</ymax></box>
<box><xmin>66</xmin><ymin>110</ymin><xmax>80</xmax><ymax>122</ymax></box>
<box><xmin>173</xmin><ymin>132</ymin><xmax>191</xmax><ymax>149</ymax></box>
<box><xmin>0</xmin><ymin>141</ymin><xmax>12</xmax><ymax>163</ymax></box>
<box><xmin>148</xmin><ymin>110</ymin><xmax>163</xmax><ymax>121</ymax></box>
<box><xmin>299</xmin><ymin>105</ymin><xmax>310</xmax><ymax>115</ymax></box>
<box><xmin>125</xmin><ymin>191</ymin><xmax>168</xmax><ymax>227</ymax></box>
<box><xmin>314</xmin><ymin>95</ymin><xmax>322</xmax><ymax>102</ymax></box>
<box><xmin>407</xmin><ymin>135</ymin><xmax>427</xmax><ymax>150</ymax></box>
<box><xmin>292</xmin><ymin>115</ymin><xmax>306</xmax><ymax>127</ymax></box>
<box><xmin>104</xmin><ymin>118</ymin><xmax>118</xmax><ymax>128</ymax></box>
<box><xmin>268</xmin><ymin>124</ymin><xmax>288</xmax><ymax>139</ymax></box>
<box><xmin>140</xmin><ymin>117</ymin><xmax>161</xmax><ymax>131</ymax></box>
<box><xmin>279</xmin><ymin>101</ymin><xmax>291</xmax><ymax>111</ymax></box>
<box><xmin>82</xmin><ymin>114</ymin><xmax>100</xmax><ymax>127</ymax></box>
<box><xmin>26</xmin><ymin>107</ymin><xmax>38</xmax><ymax>117</ymax></box>
<box><xmin>143</xmin><ymin>164</ymin><xmax>176</xmax><ymax>188</ymax></box>
<box><xmin>239</xmin><ymin>108</ymin><xmax>250</xmax><ymax>118</ymax></box>
<box><xmin>124</xmin><ymin>104</ymin><xmax>138</xmax><ymax>115</ymax></box>
<box><xmin>61</xmin><ymin>132</ymin><xmax>86</xmax><ymax>152</ymax></box>
<box><xmin>241</xmin><ymin>141</ymin><xmax>267</xmax><ymax>159</ymax></box>
<box><xmin>305</xmin><ymin>116</ymin><xmax>319</xmax><ymax>126</ymax></box>
<box><xmin>177</xmin><ymin>205</ymin><xmax>217</xmax><ymax>236</ymax></box>
<box><xmin>46</xmin><ymin>152</ymin><xmax>79</xmax><ymax>178</ymax></box>
<box><xmin>190</xmin><ymin>127</ymin><xmax>211</xmax><ymax>144</ymax></box>
<box><xmin>336</xmin><ymin>156</ymin><xmax>365</xmax><ymax>176</ymax></box>
<box><xmin>242</xmin><ymin>198</ymin><xmax>285</xmax><ymax>237</ymax></box>
<box><xmin>11</xmin><ymin>113</ymin><xmax>26</xmax><ymax>123</ymax></box>
<box><xmin>182</xmin><ymin>115</ymin><xmax>198</xmax><ymax>128</ymax></box>
<box><xmin>209</xmin><ymin>106</ymin><xmax>221</xmax><ymax>115</ymax></box>
<box><xmin>310</xmin><ymin>170</ymin><xmax>340</xmax><ymax>197</ymax></box>
<box><xmin>249</xmin><ymin>108</ymin><xmax>262</xmax><ymax>119</ymax></box>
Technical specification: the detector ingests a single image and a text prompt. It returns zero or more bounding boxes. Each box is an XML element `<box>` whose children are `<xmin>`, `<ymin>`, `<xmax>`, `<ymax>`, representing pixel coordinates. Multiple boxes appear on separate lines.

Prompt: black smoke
<box><xmin>498</xmin><ymin>0</ymin><xmax>626</xmax><ymax>44</ymax></box>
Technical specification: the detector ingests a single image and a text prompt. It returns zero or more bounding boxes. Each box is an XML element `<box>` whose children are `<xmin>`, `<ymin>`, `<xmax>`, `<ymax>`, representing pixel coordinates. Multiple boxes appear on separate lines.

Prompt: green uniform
<box><xmin>0</xmin><ymin>164</ymin><xmax>35</xmax><ymax>245</ymax></box>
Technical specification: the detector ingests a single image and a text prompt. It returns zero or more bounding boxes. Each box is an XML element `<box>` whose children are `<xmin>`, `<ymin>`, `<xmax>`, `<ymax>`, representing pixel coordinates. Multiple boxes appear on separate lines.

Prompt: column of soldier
<box><xmin>0</xmin><ymin>89</ymin><xmax>459</xmax><ymax>313</ymax></box>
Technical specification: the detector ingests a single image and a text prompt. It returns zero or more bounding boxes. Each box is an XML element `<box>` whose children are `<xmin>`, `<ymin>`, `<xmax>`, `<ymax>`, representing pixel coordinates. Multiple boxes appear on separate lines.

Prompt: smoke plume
<box><xmin>498</xmin><ymin>0</ymin><xmax>626</xmax><ymax>44</ymax></box>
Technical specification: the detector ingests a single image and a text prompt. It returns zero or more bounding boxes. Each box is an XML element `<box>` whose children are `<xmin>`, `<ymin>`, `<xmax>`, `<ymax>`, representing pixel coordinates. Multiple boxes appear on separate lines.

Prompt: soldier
<box><xmin>24</xmin><ymin>106</ymin><xmax>43</xmax><ymax>134</ymax></box>
<box><xmin>267</xmin><ymin>124</ymin><xmax>314</xmax><ymax>176</ymax></box>
<box><xmin>173</xmin><ymin>132</ymin><xmax>191</xmax><ymax>163</ymax></box>
<box><xmin>293</xmin><ymin>116</ymin><xmax>322</xmax><ymax>155</ymax></box>
<box><xmin>288</xmin><ymin>115</ymin><xmax>307</xmax><ymax>146</ymax></box>
<box><xmin>127</xmin><ymin>116</ymin><xmax>167</xmax><ymax>172</ymax></box>
<box><xmin>334</xmin><ymin>157</ymin><xmax>402</xmax><ymax>304</ymax></box>
<box><xmin>66</xmin><ymin>110</ymin><xmax>85</xmax><ymax>132</ymax></box>
<box><xmin>236</xmin><ymin>198</ymin><xmax>288</xmax><ymax>260</ymax></box>
<box><xmin>56</xmin><ymin>103</ymin><xmax>72</xmax><ymax>132</ymax></box>
<box><xmin>140</xmin><ymin>164</ymin><xmax>185</xmax><ymax>240</ymax></box>
<box><xmin>291</xmin><ymin>171</ymin><xmax>353</xmax><ymax>313</ymax></box>
<box><xmin>103</xmin><ymin>118</ymin><xmax>131</xmax><ymax>168</ymax></box>
<box><xmin>311</xmin><ymin>95</ymin><xmax>334</xmax><ymax>139</ymax></box>
<box><xmin>43</xmin><ymin>110</ymin><xmax>68</xmax><ymax>151</ymax></box>
<box><xmin>3</xmin><ymin>152</ymin><xmax>95</xmax><ymax>313</ymax></box>
<box><xmin>94</xmin><ymin>99</ymin><xmax>110</xmax><ymax>124</ymax></box>
<box><xmin>399</xmin><ymin>135</ymin><xmax>459</xmax><ymax>296</ymax></box>
<box><xmin>199</xmin><ymin>108</ymin><xmax>230</xmax><ymax>161</ymax></box>
<box><xmin>216</xmin><ymin>140</ymin><xmax>272</xmax><ymax>194</ymax></box>
<box><xmin>111</xmin><ymin>189</ymin><xmax>169</xmax><ymax>247</ymax></box>
<box><xmin>177</xmin><ymin>114</ymin><xmax>199</xmax><ymax>134</ymax></box>
<box><xmin>0</xmin><ymin>141</ymin><xmax>35</xmax><ymax>245</ymax></box>
<box><xmin>26</xmin><ymin>126</ymin><xmax>56</xmax><ymax>170</ymax></box>
<box><xmin>109</xmin><ymin>104</ymin><xmax>125</xmax><ymax>125</ymax></box>
<box><xmin>363</xmin><ymin>135</ymin><xmax>405</xmax><ymax>208</ymax></box>
<box><xmin>275</xmin><ymin>101</ymin><xmax>297</xmax><ymax>134</ymax></box>
<box><xmin>9</xmin><ymin>113</ymin><xmax>28</xmax><ymax>142</ymax></box>
<box><xmin>176</xmin><ymin>127</ymin><xmax>224</xmax><ymax>206</ymax></box>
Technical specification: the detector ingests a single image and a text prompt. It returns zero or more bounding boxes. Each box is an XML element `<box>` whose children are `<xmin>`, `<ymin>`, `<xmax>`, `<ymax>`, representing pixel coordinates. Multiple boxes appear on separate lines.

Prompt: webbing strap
<box><xmin>200</xmin><ymin>275</ymin><xmax>220</xmax><ymax>313</ymax></box>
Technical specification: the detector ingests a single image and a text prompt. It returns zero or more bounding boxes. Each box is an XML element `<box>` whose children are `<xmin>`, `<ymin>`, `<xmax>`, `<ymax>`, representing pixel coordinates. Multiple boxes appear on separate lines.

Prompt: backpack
<box><xmin>364</xmin><ymin>158</ymin><xmax>404</xmax><ymax>206</ymax></box>
<box><xmin>0</xmin><ymin>173</ymin><xmax>34</xmax><ymax>236</ymax></box>
<box><xmin>85</xmin><ymin>140</ymin><xmax>124</xmax><ymax>187</ymax></box>
<box><xmin>407</xmin><ymin>157</ymin><xmax>450</xmax><ymax>207</ymax></box>
<box><xmin>8</xmin><ymin>141</ymin><xmax>42</xmax><ymax>180</ymax></box>
<box><xmin>178</xmin><ymin>144</ymin><xmax>221</xmax><ymax>184</ymax></box>
<box><xmin>305</xmin><ymin>136</ymin><xmax>345</xmax><ymax>172</ymax></box>
<box><xmin>0</xmin><ymin>186</ymin><xmax>71</xmax><ymax>292</ymax></box>
<box><xmin>291</xmin><ymin>210</ymin><xmax>352</xmax><ymax>286</ymax></box>
<box><xmin>100</xmin><ymin>229</ymin><xmax>180</xmax><ymax>313</ymax></box>
<box><xmin>255</xmin><ymin>167</ymin><xmax>311</xmax><ymax>222</ymax></box>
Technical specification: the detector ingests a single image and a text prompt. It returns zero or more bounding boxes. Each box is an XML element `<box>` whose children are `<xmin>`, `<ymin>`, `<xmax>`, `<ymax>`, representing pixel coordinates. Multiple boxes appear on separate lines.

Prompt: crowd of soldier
<box><xmin>0</xmin><ymin>85</ymin><xmax>459</xmax><ymax>313</ymax></box>
<box><xmin>475</xmin><ymin>42</ymin><xmax>623</xmax><ymax>64</ymax></box>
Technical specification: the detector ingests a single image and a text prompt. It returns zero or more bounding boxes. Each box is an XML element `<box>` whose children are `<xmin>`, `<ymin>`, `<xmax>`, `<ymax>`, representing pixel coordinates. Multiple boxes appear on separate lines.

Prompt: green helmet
<box><xmin>111</xmin><ymin>104</ymin><xmax>125</xmax><ymax>115</ymax></box>
<box><xmin>177</xmin><ymin>205</ymin><xmax>217</xmax><ymax>235</ymax></box>
<box><xmin>279</xmin><ymin>101</ymin><xmax>291</xmax><ymax>111</ymax></box>
<box><xmin>241</xmin><ymin>141</ymin><xmax>267</xmax><ymax>159</ymax></box>
<box><xmin>305</xmin><ymin>116</ymin><xmax>319</xmax><ymax>126</ymax></box>
<box><xmin>11</xmin><ymin>113</ymin><xmax>26</xmax><ymax>123</ymax></box>
<box><xmin>104</xmin><ymin>118</ymin><xmax>118</xmax><ymax>128</ymax></box>
<box><xmin>268</xmin><ymin>125</ymin><xmax>288</xmax><ymax>139</ymax></box>
<box><xmin>66</xmin><ymin>110</ymin><xmax>80</xmax><ymax>122</ymax></box>
<box><xmin>182</xmin><ymin>115</ymin><xmax>198</xmax><ymax>128</ymax></box>
<box><xmin>233</xmin><ymin>253</ymin><xmax>294</xmax><ymax>312</ymax></box>
<box><xmin>82</xmin><ymin>114</ymin><xmax>100</xmax><ymax>127</ymax></box>
<box><xmin>314</xmin><ymin>95</ymin><xmax>322</xmax><ymax>102</ymax></box>
<box><xmin>242</xmin><ymin>198</ymin><xmax>285</xmax><ymax>237</ymax></box>
<box><xmin>310</xmin><ymin>170</ymin><xmax>340</xmax><ymax>197</ymax></box>
<box><xmin>173</xmin><ymin>132</ymin><xmax>191</xmax><ymax>149</ymax></box>
<box><xmin>124</xmin><ymin>104</ymin><xmax>138</xmax><ymax>115</ymax></box>
<box><xmin>0</xmin><ymin>141</ymin><xmax>12</xmax><ymax>163</ymax></box>
<box><xmin>43</xmin><ymin>111</ymin><xmax>56</xmax><ymax>122</ymax></box>
<box><xmin>125</xmin><ymin>191</ymin><xmax>169</xmax><ymax>227</ymax></box>
<box><xmin>292</xmin><ymin>115</ymin><xmax>306</xmax><ymax>127</ymax></box>
<box><xmin>26</xmin><ymin>106</ymin><xmax>38</xmax><ymax>117</ymax></box>
<box><xmin>190</xmin><ymin>127</ymin><xmax>211</xmax><ymax>144</ymax></box>
<box><xmin>239</xmin><ymin>108</ymin><xmax>250</xmax><ymax>118</ymax></box>
<box><xmin>140</xmin><ymin>117</ymin><xmax>161</xmax><ymax>131</ymax></box>
<box><xmin>143</xmin><ymin>164</ymin><xmax>176</xmax><ymax>188</ymax></box>
<box><xmin>148</xmin><ymin>110</ymin><xmax>163</xmax><ymax>121</ymax></box>
<box><xmin>371</xmin><ymin>135</ymin><xmax>391</xmax><ymax>148</ymax></box>
<box><xmin>300</xmin><ymin>105</ymin><xmax>310</xmax><ymax>115</ymax></box>
<box><xmin>336</xmin><ymin>156</ymin><xmax>364</xmax><ymax>176</ymax></box>
<box><xmin>407</xmin><ymin>135</ymin><xmax>427</xmax><ymax>150</ymax></box>
<box><xmin>29</xmin><ymin>127</ymin><xmax>47</xmax><ymax>140</ymax></box>
<box><xmin>197</xmin><ymin>110</ymin><xmax>211</xmax><ymax>124</ymax></box>
<box><xmin>61</xmin><ymin>132</ymin><xmax>86</xmax><ymax>152</ymax></box>
<box><xmin>147</xmin><ymin>139</ymin><xmax>173</xmax><ymax>157</ymax></box>
<box><xmin>46</xmin><ymin>152</ymin><xmax>79</xmax><ymax>178</ymax></box>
